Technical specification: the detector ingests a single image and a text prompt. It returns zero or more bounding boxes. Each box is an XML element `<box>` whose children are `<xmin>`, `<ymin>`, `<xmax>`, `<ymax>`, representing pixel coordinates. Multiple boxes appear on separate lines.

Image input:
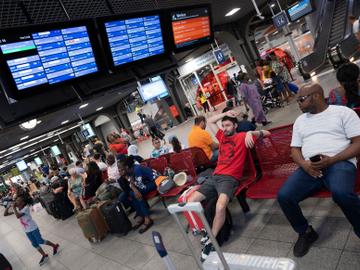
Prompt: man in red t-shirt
<box><xmin>188</xmin><ymin>110</ymin><xmax>271</xmax><ymax>261</ymax></box>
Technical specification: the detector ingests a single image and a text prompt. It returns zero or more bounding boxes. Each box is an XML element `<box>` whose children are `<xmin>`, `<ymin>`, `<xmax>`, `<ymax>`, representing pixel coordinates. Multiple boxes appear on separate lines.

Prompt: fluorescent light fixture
<box><xmin>79</xmin><ymin>103</ymin><xmax>89</xmax><ymax>109</ymax></box>
<box><xmin>96</xmin><ymin>107</ymin><xmax>103</xmax><ymax>112</ymax></box>
<box><xmin>37</xmin><ymin>120</ymin><xmax>42</xmax><ymax>124</ymax></box>
<box><xmin>310</xmin><ymin>71</ymin><xmax>316</xmax><ymax>76</ymax></box>
<box><xmin>19</xmin><ymin>119</ymin><xmax>38</xmax><ymax>130</ymax></box>
<box><xmin>54</xmin><ymin>139</ymin><xmax>59</xmax><ymax>142</ymax></box>
<box><xmin>61</xmin><ymin>120</ymin><xmax>69</xmax><ymax>125</ymax></box>
<box><xmin>270</xmin><ymin>3</ymin><xmax>276</xmax><ymax>8</ymax></box>
<box><xmin>20</xmin><ymin>136</ymin><xmax>29</xmax><ymax>141</ymax></box>
<box><xmin>185</xmin><ymin>58</ymin><xmax>194</xmax><ymax>63</ymax></box>
<box><xmin>225</xmin><ymin>8</ymin><xmax>241</xmax><ymax>17</ymax></box>
<box><xmin>30</xmin><ymin>149</ymin><xmax>35</xmax><ymax>152</ymax></box>
<box><xmin>350</xmin><ymin>57</ymin><xmax>355</xmax><ymax>62</ymax></box>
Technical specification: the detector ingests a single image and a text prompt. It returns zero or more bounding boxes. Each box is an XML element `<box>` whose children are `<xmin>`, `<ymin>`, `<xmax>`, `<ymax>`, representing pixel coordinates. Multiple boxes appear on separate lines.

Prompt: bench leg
<box><xmin>161</xmin><ymin>197</ymin><xmax>167</xmax><ymax>208</ymax></box>
<box><xmin>237</xmin><ymin>189</ymin><xmax>250</xmax><ymax>214</ymax></box>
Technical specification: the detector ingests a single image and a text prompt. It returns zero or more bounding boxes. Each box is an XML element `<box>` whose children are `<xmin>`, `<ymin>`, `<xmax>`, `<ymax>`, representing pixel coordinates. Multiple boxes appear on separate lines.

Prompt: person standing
<box><xmin>144</xmin><ymin>115</ymin><xmax>165</xmax><ymax>140</ymax></box>
<box><xmin>198</xmin><ymin>92</ymin><xmax>210</xmax><ymax>113</ymax></box>
<box><xmin>270</xmin><ymin>52</ymin><xmax>292</xmax><ymax>98</ymax></box>
<box><xmin>238</xmin><ymin>73</ymin><xmax>270</xmax><ymax>126</ymax></box>
<box><xmin>277</xmin><ymin>84</ymin><xmax>360</xmax><ymax>257</ymax></box>
<box><xmin>13</xmin><ymin>195</ymin><xmax>60</xmax><ymax>266</ymax></box>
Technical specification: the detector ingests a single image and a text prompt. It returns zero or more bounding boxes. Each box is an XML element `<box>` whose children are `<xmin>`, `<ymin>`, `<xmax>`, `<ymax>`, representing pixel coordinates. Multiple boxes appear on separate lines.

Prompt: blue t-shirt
<box><xmin>132</xmin><ymin>165</ymin><xmax>157</xmax><ymax>190</ymax></box>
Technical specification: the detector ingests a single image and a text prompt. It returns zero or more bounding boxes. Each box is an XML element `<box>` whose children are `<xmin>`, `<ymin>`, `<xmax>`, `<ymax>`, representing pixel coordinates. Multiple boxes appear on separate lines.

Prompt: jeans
<box><xmin>118</xmin><ymin>181</ymin><xmax>156</xmax><ymax>218</ymax></box>
<box><xmin>277</xmin><ymin>161</ymin><xmax>360</xmax><ymax>237</ymax></box>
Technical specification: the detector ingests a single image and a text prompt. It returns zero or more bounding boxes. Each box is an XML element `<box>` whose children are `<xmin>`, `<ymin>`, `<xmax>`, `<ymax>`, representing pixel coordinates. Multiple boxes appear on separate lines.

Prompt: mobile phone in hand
<box><xmin>310</xmin><ymin>155</ymin><xmax>322</xmax><ymax>162</ymax></box>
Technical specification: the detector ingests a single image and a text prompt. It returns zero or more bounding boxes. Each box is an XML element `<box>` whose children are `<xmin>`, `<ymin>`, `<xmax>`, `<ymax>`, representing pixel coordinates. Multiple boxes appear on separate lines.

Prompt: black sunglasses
<box><xmin>297</xmin><ymin>94</ymin><xmax>312</xmax><ymax>103</ymax></box>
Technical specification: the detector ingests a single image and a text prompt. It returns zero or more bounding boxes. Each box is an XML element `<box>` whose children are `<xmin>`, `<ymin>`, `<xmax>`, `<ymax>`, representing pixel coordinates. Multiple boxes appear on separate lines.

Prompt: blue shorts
<box><xmin>26</xmin><ymin>228</ymin><xmax>45</xmax><ymax>248</ymax></box>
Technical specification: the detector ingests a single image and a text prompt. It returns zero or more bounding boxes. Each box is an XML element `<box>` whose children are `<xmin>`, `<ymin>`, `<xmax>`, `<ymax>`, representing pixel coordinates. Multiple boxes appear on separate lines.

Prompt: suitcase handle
<box><xmin>168</xmin><ymin>202</ymin><xmax>204</xmax><ymax>215</ymax></box>
<box><xmin>168</xmin><ymin>202</ymin><xmax>231</xmax><ymax>270</ymax></box>
<box><xmin>152</xmin><ymin>231</ymin><xmax>177</xmax><ymax>270</ymax></box>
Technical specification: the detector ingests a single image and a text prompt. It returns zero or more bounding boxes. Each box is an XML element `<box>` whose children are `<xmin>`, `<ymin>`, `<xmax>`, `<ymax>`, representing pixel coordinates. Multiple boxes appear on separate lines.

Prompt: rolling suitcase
<box><xmin>76</xmin><ymin>208</ymin><xmax>108</xmax><ymax>243</ymax></box>
<box><xmin>97</xmin><ymin>200</ymin><xmax>132</xmax><ymax>235</ymax></box>
<box><xmin>39</xmin><ymin>192</ymin><xmax>55</xmax><ymax>216</ymax></box>
<box><xmin>50</xmin><ymin>193</ymin><xmax>73</xmax><ymax>220</ymax></box>
<box><xmin>178</xmin><ymin>185</ymin><xmax>204</xmax><ymax>235</ymax></box>
<box><xmin>0</xmin><ymin>253</ymin><xmax>12</xmax><ymax>270</ymax></box>
<box><xmin>162</xmin><ymin>202</ymin><xmax>296</xmax><ymax>270</ymax></box>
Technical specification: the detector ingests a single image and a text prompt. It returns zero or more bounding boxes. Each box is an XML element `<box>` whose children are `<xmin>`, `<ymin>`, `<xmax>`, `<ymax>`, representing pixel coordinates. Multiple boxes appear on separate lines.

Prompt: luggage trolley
<box><xmin>152</xmin><ymin>202</ymin><xmax>296</xmax><ymax>270</ymax></box>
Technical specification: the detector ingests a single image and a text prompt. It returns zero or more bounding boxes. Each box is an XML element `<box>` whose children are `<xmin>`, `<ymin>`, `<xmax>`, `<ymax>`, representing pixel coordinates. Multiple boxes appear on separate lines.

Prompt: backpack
<box><xmin>204</xmin><ymin>196</ymin><xmax>233</xmax><ymax>246</ymax></box>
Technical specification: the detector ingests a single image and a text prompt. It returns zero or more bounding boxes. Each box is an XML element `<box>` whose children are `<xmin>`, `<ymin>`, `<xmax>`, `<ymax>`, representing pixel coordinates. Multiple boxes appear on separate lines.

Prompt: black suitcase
<box><xmin>99</xmin><ymin>201</ymin><xmax>132</xmax><ymax>235</ymax></box>
<box><xmin>50</xmin><ymin>193</ymin><xmax>74</xmax><ymax>220</ymax></box>
<box><xmin>205</xmin><ymin>196</ymin><xmax>233</xmax><ymax>246</ymax></box>
<box><xmin>0</xmin><ymin>253</ymin><xmax>12</xmax><ymax>270</ymax></box>
<box><xmin>39</xmin><ymin>192</ymin><xmax>55</xmax><ymax>216</ymax></box>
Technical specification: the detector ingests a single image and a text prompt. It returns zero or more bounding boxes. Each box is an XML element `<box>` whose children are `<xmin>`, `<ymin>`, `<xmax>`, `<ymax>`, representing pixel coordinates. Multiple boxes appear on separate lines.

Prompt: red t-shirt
<box><xmin>109</xmin><ymin>142</ymin><xmax>128</xmax><ymax>155</ymax></box>
<box><xmin>213</xmin><ymin>130</ymin><xmax>255</xmax><ymax>180</ymax></box>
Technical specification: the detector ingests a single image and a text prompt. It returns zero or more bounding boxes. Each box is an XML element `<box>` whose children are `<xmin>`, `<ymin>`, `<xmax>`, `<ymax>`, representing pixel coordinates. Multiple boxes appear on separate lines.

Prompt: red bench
<box><xmin>182</xmin><ymin>147</ymin><xmax>216</xmax><ymax>172</ymax></box>
<box><xmin>246</xmin><ymin>124</ymin><xmax>360</xmax><ymax>199</ymax></box>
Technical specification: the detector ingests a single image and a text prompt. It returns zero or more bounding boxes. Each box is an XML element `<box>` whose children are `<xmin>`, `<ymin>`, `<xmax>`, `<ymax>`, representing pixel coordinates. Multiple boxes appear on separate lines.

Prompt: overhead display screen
<box><xmin>171</xmin><ymin>7</ymin><xmax>212</xmax><ymax>50</ymax></box>
<box><xmin>0</xmin><ymin>25</ymin><xmax>99</xmax><ymax>91</ymax></box>
<box><xmin>103</xmin><ymin>15</ymin><xmax>165</xmax><ymax>67</ymax></box>
<box><xmin>138</xmin><ymin>76</ymin><xmax>168</xmax><ymax>102</ymax></box>
<box><xmin>286</xmin><ymin>0</ymin><xmax>314</xmax><ymax>22</ymax></box>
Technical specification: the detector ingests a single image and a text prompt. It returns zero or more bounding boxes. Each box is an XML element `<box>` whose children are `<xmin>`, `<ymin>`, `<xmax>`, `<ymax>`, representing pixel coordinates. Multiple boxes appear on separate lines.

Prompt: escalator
<box><xmin>301</xmin><ymin>0</ymin><xmax>349</xmax><ymax>73</ymax></box>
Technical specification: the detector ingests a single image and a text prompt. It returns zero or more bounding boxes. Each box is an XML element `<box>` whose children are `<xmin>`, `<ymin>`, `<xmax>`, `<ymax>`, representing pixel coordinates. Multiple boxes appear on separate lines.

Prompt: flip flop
<box><xmin>132</xmin><ymin>219</ymin><xmax>144</xmax><ymax>230</ymax></box>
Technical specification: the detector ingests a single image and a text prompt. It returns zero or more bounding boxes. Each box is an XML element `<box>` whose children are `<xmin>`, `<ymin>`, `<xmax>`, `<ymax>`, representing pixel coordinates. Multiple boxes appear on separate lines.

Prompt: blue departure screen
<box><xmin>0</xmin><ymin>26</ymin><xmax>98</xmax><ymax>90</ymax></box>
<box><xmin>104</xmin><ymin>15</ymin><xmax>165</xmax><ymax>66</ymax></box>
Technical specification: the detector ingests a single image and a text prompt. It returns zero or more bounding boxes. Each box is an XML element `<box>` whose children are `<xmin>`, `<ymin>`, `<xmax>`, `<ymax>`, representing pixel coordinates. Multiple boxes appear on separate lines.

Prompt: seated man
<box><xmin>277</xmin><ymin>83</ymin><xmax>360</xmax><ymax>258</ymax></box>
<box><xmin>188</xmin><ymin>116</ymin><xmax>219</xmax><ymax>163</ymax></box>
<box><xmin>188</xmin><ymin>110</ymin><xmax>270</xmax><ymax>261</ymax></box>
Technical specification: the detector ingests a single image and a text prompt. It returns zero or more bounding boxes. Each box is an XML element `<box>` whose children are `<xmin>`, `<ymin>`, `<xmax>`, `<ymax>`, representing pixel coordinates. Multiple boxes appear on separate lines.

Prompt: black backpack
<box><xmin>204</xmin><ymin>196</ymin><xmax>233</xmax><ymax>246</ymax></box>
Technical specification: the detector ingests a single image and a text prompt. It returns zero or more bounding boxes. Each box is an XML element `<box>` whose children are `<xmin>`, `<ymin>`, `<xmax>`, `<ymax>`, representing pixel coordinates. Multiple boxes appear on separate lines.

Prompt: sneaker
<box><xmin>53</xmin><ymin>244</ymin><xmax>60</xmax><ymax>256</ymax></box>
<box><xmin>200</xmin><ymin>240</ymin><xmax>214</xmax><ymax>262</ymax></box>
<box><xmin>200</xmin><ymin>232</ymin><xmax>209</xmax><ymax>246</ymax></box>
<box><xmin>39</xmin><ymin>254</ymin><xmax>49</xmax><ymax>266</ymax></box>
<box><xmin>293</xmin><ymin>226</ymin><xmax>318</xmax><ymax>257</ymax></box>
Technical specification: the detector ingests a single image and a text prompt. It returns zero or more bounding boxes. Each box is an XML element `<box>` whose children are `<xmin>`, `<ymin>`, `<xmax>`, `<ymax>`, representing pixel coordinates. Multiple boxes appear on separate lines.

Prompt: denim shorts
<box><xmin>26</xmin><ymin>228</ymin><xmax>45</xmax><ymax>248</ymax></box>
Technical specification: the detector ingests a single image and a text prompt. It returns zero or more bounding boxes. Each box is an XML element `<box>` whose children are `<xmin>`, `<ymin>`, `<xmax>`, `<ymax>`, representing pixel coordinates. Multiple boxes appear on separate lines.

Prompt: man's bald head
<box><xmin>297</xmin><ymin>83</ymin><xmax>327</xmax><ymax>114</ymax></box>
<box><xmin>298</xmin><ymin>83</ymin><xmax>324</xmax><ymax>98</ymax></box>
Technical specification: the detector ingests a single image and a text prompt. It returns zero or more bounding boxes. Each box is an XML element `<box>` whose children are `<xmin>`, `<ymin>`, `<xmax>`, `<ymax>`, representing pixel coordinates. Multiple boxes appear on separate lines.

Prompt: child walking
<box><xmin>13</xmin><ymin>195</ymin><xmax>60</xmax><ymax>266</ymax></box>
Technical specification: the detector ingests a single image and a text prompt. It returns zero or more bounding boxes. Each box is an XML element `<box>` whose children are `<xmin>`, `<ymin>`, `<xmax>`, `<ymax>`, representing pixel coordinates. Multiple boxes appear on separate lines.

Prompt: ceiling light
<box><xmin>225</xmin><ymin>8</ymin><xmax>241</xmax><ymax>17</ymax></box>
<box><xmin>19</xmin><ymin>119</ymin><xmax>37</xmax><ymax>130</ymax></box>
<box><xmin>30</xmin><ymin>149</ymin><xmax>35</xmax><ymax>152</ymax></box>
<box><xmin>61</xmin><ymin>120</ymin><xmax>69</xmax><ymax>125</ymax></box>
<box><xmin>79</xmin><ymin>103</ymin><xmax>89</xmax><ymax>109</ymax></box>
<box><xmin>37</xmin><ymin>120</ymin><xmax>42</xmax><ymax>124</ymax></box>
<box><xmin>310</xmin><ymin>71</ymin><xmax>316</xmax><ymax>77</ymax></box>
<box><xmin>20</xmin><ymin>136</ymin><xmax>29</xmax><ymax>141</ymax></box>
<box><xmin>54</xmin><ymin>139</ymin><xmax>59</xmax><ymax>142</ymax></box>
<box><xmin>270</xmin><ymin>3</ymin><xmax>276</xmax><ymax>8</ymax></box>
<box><xmin>96</xmin><ymin>107</ymin><xmax>103</xmax><ymax>112</ymax></box>
<box><xmin>350</xmin><ymin>57</ymin><xmax>355</xmax><ymax>62</ymax></box>
<box><xmin>185</xmin><ymin>58</ymin><xmax>194</xmax><ymax>63</ymax></box>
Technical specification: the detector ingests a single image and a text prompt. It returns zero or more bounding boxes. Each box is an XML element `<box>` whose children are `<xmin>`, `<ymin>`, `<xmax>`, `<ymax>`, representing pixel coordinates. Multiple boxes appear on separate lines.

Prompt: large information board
<box><xmin>171</xmin><ymin>6</ymin><xmax>212</xmax><ymax>50</ymax></box>
<box><xmin>286</xmin><ymin>0</ymin><xmax>314</xmax><ymax>22</ymax></box>
<box><xmin>0</xmin><ymin>24</ymin><xmax>99</xmax><ymax>91</ymax></box>
<box><xmin>103</xmin><ymin>15</ymin><xmax>165</xmax><ymax>67</ymax></box>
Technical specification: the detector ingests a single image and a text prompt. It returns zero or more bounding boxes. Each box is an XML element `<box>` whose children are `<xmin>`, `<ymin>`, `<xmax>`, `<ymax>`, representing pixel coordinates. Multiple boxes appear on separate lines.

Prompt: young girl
<box><xmin>13</xmin><ymin>195</ymin><xmax>59</xmax><ymax>266</ymax></box>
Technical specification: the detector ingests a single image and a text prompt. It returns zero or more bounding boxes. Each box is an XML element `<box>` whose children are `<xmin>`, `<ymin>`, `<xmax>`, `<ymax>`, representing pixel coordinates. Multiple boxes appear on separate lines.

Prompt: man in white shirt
<box><xmin>278</xmin><ymin>84</ymin><xmax>360</xmax><ymax>258</ymax></box>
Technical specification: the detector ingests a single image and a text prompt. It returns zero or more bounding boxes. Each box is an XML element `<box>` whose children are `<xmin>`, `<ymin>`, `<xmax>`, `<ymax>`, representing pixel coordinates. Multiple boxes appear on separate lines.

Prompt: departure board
<box><xmin>104</xmin><ymin>15</ymin><xmax>165</xmax><ymax>66</ymax></box>
<box><xmin>0</xmin><ymin>25</ymin><xmax>98</xmax><ymax>91</ymax></box>
<box><xmin>171</xmin><ymin>7</ymin><xmax>212</xmax><ymax>49</ymax></box>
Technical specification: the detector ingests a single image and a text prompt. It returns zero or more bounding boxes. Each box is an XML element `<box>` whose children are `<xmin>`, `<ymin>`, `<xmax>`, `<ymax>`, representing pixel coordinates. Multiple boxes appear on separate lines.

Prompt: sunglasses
<box><xmin>296</xmin><ymin>94</ymin><xmax>312</xmax><ymax>103</ymax></box>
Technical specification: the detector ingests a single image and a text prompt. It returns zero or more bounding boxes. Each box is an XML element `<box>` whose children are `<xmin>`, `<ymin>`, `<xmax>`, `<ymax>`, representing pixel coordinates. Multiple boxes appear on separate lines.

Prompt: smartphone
<box><xmin>310</xmin><ymin>155</ymin><xmax>322</xmax><ymax>162</ymax></box>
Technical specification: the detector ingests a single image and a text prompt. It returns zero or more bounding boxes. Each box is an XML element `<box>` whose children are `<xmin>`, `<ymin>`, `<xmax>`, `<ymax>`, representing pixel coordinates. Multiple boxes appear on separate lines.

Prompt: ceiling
<box><xmin>0</xmin><ymin>0</ymin><xmax>298</xmax><ymax>172</ymax></box>
<box><xmin>0</xmin><ymin>84</ymin><xmax>136</xmax><ymax>170</ymax></box>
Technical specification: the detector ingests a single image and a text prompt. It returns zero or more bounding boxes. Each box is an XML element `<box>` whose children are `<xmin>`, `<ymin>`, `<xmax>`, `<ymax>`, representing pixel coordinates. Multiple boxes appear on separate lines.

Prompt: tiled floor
<box><xmin>2</xmin><ymin>68</ymin><xmax>360</xmax><ymax>269</ymax></box>
<box><xmin>1</xmin><ymin>197</ymin><xmax>360</xmax><ymax>270</ymax></box>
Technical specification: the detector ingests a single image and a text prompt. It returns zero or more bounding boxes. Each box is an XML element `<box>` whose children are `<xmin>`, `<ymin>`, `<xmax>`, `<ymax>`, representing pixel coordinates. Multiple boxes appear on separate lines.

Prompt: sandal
<box><xmin>132</xmin><ymin>218</ymin><xmax>144</xmax><ymax>230</ymax></box>
<box><xmin>139</xmin><ymin>220</ymin><xmax>154</xmax><ymax>234</ymax></box>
